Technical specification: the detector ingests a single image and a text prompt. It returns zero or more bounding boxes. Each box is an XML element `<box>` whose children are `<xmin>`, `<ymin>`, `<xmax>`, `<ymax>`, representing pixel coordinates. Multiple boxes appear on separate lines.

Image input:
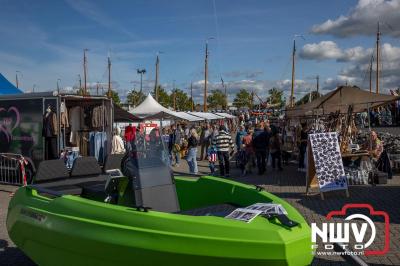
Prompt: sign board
<box><xmin>309</xmin><ymin>132</ymin><xmax>348</xmax><ymax>193</ymax></box>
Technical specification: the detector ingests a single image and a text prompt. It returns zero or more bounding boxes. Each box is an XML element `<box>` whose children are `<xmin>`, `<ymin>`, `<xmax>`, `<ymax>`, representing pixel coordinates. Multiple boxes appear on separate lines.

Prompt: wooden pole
<box><xmin>107</xmin><ymin>56</ymin><xmax>111</xmax><ymax>98</ymax></box>
<box><xmin>83</xmin><ymin>49</ymin><xmax>88</xmax><ymax>95</ymax></box>
<box><xmin>376</xmin><ymin>22</ymin><xmax>380</xmax><ymax>94</ymax></box>
<box><xmin>369</xmin><ymin>56</ymin><xmax>373</xmax><ymax>93</ymax></box>
<box><xmin>155</xmin><ymin>55</ymin><xmax>159</xmax><ymax>101</ymax></box>
<box><xmin>190</xmin><ymin>82</ymin><xmax>194</xmax><ymax>111</ymax></box>
<box><xmin>290</xmin><ymin>39</ymin><xmax>296</xmax><ymax>107</ymax></box>
<box><xmin>204</xmin><ymin>42</ymin><xmax>208</xmax><ymax>112</ymax></box>
<box><xmin>15</xmin><ymin>73</ymin><xmax>19</xmax><ymax>88</ymax></box>
<box><xmin>316</xmin><ymin>75</ymin><xmax>319</xmax><ymax>95</ymax></box>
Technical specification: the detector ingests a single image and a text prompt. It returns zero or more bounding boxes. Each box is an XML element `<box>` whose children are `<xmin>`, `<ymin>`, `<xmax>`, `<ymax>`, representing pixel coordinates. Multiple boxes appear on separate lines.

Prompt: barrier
<box><xmin>0</xmin><ymin>153</ymin><xmax>28</xmax><ymax>186</ymax></box>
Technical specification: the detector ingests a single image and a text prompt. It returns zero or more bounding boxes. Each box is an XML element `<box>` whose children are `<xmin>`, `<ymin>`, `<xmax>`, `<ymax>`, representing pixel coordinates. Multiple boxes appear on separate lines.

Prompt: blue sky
<box><xmin>1</xmin><ymin>0</ymin><xmax>400</xmax><ymax>103</ymax></box>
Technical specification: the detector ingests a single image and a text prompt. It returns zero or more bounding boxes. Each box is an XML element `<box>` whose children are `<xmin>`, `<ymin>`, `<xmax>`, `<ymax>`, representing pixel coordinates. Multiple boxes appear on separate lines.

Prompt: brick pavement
<box><xmin>1</xmin><ymin>157</ymin><xmax>399</xmax><ymax>265</ymax></box>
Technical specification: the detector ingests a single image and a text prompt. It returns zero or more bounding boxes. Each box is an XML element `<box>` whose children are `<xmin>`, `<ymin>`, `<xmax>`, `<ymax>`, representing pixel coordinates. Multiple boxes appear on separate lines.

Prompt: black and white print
<box><xmin>225</xmin><ymin>208</ymin><xmax>263</xmax><ymax>223</ymax></box>
<box><xmin>309</xmin><ymin>132</ymin><xmax>348</xmax><ymax>192</ymax></box>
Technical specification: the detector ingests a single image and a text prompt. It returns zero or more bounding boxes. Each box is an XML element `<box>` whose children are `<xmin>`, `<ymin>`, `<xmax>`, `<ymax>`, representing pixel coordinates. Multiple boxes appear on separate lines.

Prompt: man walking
<box><xmin>252</xmin><ymin>123</ymin><xmax>269</xmax><ymax>175</ymax></box>
<box><xmin>212</xmin><ymin>125</ymin><xmax>235</xmax><ymax>177</ymax></box>
<box><xmin>200</xmin><ymin>123</ymin><xmax>211</xmax><ymax>160</ymax></box>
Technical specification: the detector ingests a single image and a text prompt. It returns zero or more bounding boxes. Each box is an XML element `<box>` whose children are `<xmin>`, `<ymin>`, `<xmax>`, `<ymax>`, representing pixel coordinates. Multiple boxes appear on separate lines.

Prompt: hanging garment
<box><xmin>45</xmin><ymin>137</ymin><xmax>58</xmax><ymax>160</ymax></box>
<box><xmin>60</xmin><ymin>102</ymin><xmax>69</xmax><ymax>128</ymax></box>
<box><xmin>94</xmin><ymin>132</ymin><xmax>107</xmax><ymax>163</ymax></box>
<box><xmin>112</xmin><ymin>135</ymin><xmax>126</xmax><ymax>154</ymax></box>
<box><xmin>69</xmin><ymin>106</ymin><xmax>83</xmax><ymax>144</ymax></box>
<box><xmin>42</xmin><ymin>112</ymin><xmax>58</xmax><ymax>137</ymax></box>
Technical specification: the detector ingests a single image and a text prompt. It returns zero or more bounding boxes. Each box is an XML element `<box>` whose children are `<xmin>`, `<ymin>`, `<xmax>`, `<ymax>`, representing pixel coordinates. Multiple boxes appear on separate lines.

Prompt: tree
<box><xmin>207</xmin><ymin>89</ymin><xmax>226</xmax><ymax>109</ymax></box>
<box><xmin>266</xmin><ymin>88</ymin><xmax>284</xmax><ymax>107</ymax></box>
<box><xmin>170</xmin><ymin>88</ymin><xmax>191</xmax><ymax>111</ymax></box>
<box><xmin>233</xmin><ymin>89</ymin><xmax>252</xmax><ymax>108</ymax></box>
<box><xmin>108</xmin><ymin>90</ymin><xmax>121</xmax><ymax>106</ymax></box>
<box><xmin>156</xmin><ymin>86</ymin><xmax>171</xmax><ymax>108</ymax></box>
<box><xmin>127</xmin><ymin>89</ymin><xmax>145</xmax><ymax>107</ymax></box>
<box><xmin>295</xmin><ymin>91</ymin><xmax>321</xmax><ymax>106</ymax></box>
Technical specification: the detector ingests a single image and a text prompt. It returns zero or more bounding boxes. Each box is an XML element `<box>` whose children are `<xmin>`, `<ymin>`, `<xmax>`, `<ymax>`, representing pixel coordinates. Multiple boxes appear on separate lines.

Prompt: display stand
<box><xmin>306</xmin><ymin>132</ymin><xmax>350</xmax><ymax>200</ymax></box>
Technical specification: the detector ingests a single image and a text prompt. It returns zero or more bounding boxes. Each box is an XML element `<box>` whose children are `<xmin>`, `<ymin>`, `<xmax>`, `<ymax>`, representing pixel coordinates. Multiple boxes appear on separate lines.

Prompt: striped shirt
<box><xmin>212</xmin><ymin>130</ymin><xmax>234</xmax><ymax>152</ymax></box>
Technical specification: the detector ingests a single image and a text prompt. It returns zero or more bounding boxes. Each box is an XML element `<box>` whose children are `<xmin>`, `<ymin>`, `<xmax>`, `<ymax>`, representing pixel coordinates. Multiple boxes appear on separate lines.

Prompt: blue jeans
<box><xmin>173</xmin><ymin>151</ymin><xmax>180</xmax><ymax>165</ymax></box>
<box><xmin>186</xmin><ymin>148</ymin><xmax>198</xmax><ymax>174</ymax></box>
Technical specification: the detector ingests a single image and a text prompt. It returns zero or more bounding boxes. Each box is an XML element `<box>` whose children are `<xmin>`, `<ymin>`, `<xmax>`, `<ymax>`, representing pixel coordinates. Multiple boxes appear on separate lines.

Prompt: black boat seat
<box><xmin>38</xmin><ymin>175</ymin><xmax>109</xmax><ymax>195</ymax></box>
<box><xmin>34</xmin><ymin>157</ymin><xmax>109</xmax><ymax>195</ymax></box>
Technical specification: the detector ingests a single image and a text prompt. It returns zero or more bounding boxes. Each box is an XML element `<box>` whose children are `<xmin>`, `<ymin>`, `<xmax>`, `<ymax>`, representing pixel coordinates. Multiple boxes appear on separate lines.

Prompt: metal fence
<box><xmin>0</xmin><ymin>153</ymin><xmax>28</xmax><ymax>186</ymax></box>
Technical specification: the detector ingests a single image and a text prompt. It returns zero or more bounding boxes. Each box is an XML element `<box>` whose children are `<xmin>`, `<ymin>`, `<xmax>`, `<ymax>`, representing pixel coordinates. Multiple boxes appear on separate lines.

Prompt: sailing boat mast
<box><xmin>190</xmin><ymin>82</ymin><xmax>194</xmax><ymax>111</ymax></box>
<box><xmin>376</xmin><ymin>22</ymin><xmax>380</xmax><ymax>94</ymax></box>
<box><xmin>369</xmin><ymin>55</ymin><xmax>374</xmax><ymax>93</ymax></box>
<box><xmin>155</xmin><ymin>54</ymin><xmax>159</xmax><ymax>101</ymax></box>
<box><xmin>107</xmin><ymin>55</ymin><xmax>111</xmax><ymax>98</ymax></box>
<box><xmin>290</xmin><ymin>39</ymin><xmax>296</xmax><ymax>107</ymax></box>
<box><xmin>83</xmin><ymin>49</ymin><xmax>88</xmax><ymax>95</ymax></box>
<box><xmin>204</xmin><ymin>41</ymin><xmax>209</xmax><ymax>112</ymax></box>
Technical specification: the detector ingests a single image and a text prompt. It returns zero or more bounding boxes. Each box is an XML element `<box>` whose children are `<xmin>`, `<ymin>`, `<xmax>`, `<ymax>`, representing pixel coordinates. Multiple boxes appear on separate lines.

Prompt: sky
<box><xmin>1</xmin><ymin>0</ymin><xmax>400</xmax><ymax>103</ymax></box>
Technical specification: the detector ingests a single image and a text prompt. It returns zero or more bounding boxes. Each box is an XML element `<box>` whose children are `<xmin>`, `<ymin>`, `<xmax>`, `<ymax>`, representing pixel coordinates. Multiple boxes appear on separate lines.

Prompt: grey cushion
<box><xmin>70</xmin><ymin>157</ymin><xmax>102</xmax><ymax>177</ymax></box>
<box><xmin>34</xmin><ymin>160</ymin><xmax>70</xmax><ymax>183</ymax></box>
<box><xmin>103</xmin><ymin>154</ymin><xmax>125</xmax><ymax>172</ymax></box>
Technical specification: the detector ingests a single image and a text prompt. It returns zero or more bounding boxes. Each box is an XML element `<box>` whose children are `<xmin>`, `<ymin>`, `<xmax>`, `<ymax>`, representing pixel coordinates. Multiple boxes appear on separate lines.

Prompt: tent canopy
<box><xmin>175</xmin><ymin>112</ymin><xmax>204</xmax><ymax>122</ymax></box>
<box><xmin>188</xmin><ymin>112</ymin><xmax>224</xmax><ymax>120</ymax></box>
<box><xmin>114</xmin><ymin>105</ymin><xmax>141</xmax><ymax>122</ymax></box>
<box><xmin>0</xmin><ymin>73</ymin><xmax>23</xmax><ymax>95</ymax></box>
<box><xmin>129</xmin><ymin>94</ymin><xmax>182</xmax><ymax>120</ymax></box>
<box><xmin>286</xmin><ymin>86</ymin><xmax>400</xmax><ymax>118</ymax></box>
<box><xmin>215</xmin><ymin>112</ymin><xmax>236</xmax><ymax>119</ymax></box>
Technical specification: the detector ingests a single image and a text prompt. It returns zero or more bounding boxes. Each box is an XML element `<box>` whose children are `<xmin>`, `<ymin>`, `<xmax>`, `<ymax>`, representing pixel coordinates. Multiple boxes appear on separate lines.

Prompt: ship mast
<box><xmin>290</xmin><ymin>39</ymin><xmax>296</xmax><ymax>107</ymax></box>
<box><xmin>376</xmin><ymin>22</ymin><xmax>380</xmax><ymax>94</ymax></box>
<box><xmin>107</xmin><ymin>54</ymin><xmax>111</xmax><ymax>98</ymax></box>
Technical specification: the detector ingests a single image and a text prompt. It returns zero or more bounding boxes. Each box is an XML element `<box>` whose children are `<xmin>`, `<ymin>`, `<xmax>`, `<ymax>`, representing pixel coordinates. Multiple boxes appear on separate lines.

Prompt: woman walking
<box><xmin>186</xmin><ymin>128</ymin><xmax>199</xmax><ymax>174</ymax></box>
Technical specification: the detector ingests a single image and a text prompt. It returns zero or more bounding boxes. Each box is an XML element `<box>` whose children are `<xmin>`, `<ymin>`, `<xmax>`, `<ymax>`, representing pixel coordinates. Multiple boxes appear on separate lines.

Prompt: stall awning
<box><xmin>175</xmin><ymin>112</ymin><xmax>204</xmax><ymax>122</ymax></box>
<box><xmin>286</xmin><ymin>86</ymin><xmax>400</xmax><ymax>118</ymax></box>
<box><xmin>188</xmin><ymin>112</ymin><xmax>224</xmax><ymax>120</ymax></box>
<box><xmin>215</xmin><ymin>112</ymin><xmax>236</xmax><ymax>119</ymax></box>
<box><xmin>0</xmin><ymin>73</ymin><xmax>23</xmax><ymax>95</ymax></box>
<box><xmin>114</xmin><ymin>105</ymin><xmax>141</xmax><ymax>122</ymax></box>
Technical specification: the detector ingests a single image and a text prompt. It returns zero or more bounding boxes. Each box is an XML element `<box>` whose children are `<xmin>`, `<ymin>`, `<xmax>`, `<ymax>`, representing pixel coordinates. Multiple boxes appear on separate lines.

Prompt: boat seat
<box><xmin>70</xmin><ymin>157</ymin><xmax>102</xmax><ymax>178</ymax></box>
<box><xmin>179</xmin><ymin>204</ymin><xmax>238</xmax><ymax>217</ymax></box>
<box><xmin>34</xmin><ymin>159</ymin><xmax>70</xmax><ymax>183</ymax></box>
<box><xmin>38</xmin><ymin>175</ymin><xmax>109</xmax><ymax>195</ymax></box>
<box><xmin>34</xmin><ymin>157</ymin><xmax>109</xmax><ymax>195</ymax></box>
<box><xmin>103</xmin><ymin>154</ymin><xmax>125</xmax><ymax>173</ymax></box>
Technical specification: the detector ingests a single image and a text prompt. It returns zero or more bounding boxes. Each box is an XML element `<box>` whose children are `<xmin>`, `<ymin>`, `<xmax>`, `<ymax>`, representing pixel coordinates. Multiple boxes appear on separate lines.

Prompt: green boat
<box><xmin>7</xmin><ymin>150</ymin><xmax>313</xmax><ymax>266</ymax></box>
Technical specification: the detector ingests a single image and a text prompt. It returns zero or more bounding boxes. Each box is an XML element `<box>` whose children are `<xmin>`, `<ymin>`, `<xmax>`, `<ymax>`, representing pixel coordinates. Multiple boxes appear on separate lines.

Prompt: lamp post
<box><xmin>137</xmin><ymin>68</ymin><xmax>146</xmax><ymax>93</ymax></box>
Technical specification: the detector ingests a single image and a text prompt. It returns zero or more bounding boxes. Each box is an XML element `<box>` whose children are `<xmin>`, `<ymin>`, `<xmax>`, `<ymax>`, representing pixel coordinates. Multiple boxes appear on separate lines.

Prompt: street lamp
<box><xmin>137</xmin><ymin>68</ymin><xmax>146</xmax><ymax>93</ymax></box>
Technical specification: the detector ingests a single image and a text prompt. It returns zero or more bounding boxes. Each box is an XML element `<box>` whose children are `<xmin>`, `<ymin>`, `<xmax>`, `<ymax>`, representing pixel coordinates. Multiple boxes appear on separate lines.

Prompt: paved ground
<box><xmin>1</xmin><ymin>156</ymin><xmax>399</xmax><ymax>265</ymax></box>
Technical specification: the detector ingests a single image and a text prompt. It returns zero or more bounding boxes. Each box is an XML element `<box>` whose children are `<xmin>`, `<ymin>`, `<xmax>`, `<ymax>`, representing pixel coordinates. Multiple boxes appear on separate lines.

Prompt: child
<box><xmin>207</xmin><ymin>146</ymin><xmax>218</xmax><ymax>175</ymax></box>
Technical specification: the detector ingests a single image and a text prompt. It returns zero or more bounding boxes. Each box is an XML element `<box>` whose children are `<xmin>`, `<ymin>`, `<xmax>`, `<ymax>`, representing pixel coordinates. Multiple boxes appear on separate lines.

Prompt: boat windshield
<box><xmin>125</xmin><ymin>127</ymin><xmax>170</xmax><ymax>168</ymax></box>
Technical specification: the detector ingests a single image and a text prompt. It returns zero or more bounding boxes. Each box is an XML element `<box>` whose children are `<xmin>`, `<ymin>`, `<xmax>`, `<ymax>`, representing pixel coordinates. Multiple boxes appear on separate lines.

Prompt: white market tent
<box><xmin>188</xmin><ymin>112</ymin><xmax>224</xmax><ymax>120</ymax></box>
<box><xmin>175</xmin><ymin>112</ymin><xmax>204</xmax><ymax>122</ymax></box>
<box><xmin>129</xmin><ymin>94</ymin><xmax>183</xmax><ymax>120</ymax></box>
<box><xmin>215</xmin><ymin>112</ymin><xmax>236</xmax><ymax>119</ymax></box>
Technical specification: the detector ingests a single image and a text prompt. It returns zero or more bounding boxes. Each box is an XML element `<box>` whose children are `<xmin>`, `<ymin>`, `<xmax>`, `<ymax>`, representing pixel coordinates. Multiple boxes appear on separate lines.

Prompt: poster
<box><xmin>309</xmin><ymin>132</ymin><xmax>348</xmax><ymax>192</ymax></box>
<box><xmin>225</xmin><ymin>208</ymin><xmax>262</xmax><ymax>223</ymax></box>
<box><xmin>246</xmin><ymin>203</ymin><xmax>287</xmax><ymax>215</ymax></box>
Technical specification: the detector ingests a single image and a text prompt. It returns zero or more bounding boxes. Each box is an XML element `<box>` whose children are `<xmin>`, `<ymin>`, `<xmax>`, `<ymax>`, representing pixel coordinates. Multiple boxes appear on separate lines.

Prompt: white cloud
<box><xmin>300</xmin><ymin>41</ymin><xmax>343</xmax><ymax>61</ymax></box>
<box><xmin>312</xmin><ymin>0</ymin><xmax>400</xmax><ymax>37</ymax></box>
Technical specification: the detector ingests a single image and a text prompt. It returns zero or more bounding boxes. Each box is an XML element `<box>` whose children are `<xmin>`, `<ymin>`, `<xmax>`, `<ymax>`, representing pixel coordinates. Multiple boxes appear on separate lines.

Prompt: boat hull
<box><xmin>7</xmin><ymin>176</ymin><xmax>313</xmax><ymax>266</ymax></box>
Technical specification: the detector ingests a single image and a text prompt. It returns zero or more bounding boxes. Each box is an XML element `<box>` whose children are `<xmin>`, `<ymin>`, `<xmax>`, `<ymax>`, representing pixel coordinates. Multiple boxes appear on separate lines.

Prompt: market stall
<box><xmin>285</xmin><ymin>86</ymin><xmax>400</xmax><ymax>196</ymax></box>
<box><xmin>0</xmin><ymin>91</ymin><xmax>120</xmax><ymax>184</ymax></box>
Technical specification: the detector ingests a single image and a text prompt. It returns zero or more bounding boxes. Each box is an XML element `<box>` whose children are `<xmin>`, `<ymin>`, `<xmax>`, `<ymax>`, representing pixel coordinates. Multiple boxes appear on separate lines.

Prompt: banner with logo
<box><xmin>309</xmin><ymin>132</ymin><xmax>348</xmax><ymax>192</ymax></box>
